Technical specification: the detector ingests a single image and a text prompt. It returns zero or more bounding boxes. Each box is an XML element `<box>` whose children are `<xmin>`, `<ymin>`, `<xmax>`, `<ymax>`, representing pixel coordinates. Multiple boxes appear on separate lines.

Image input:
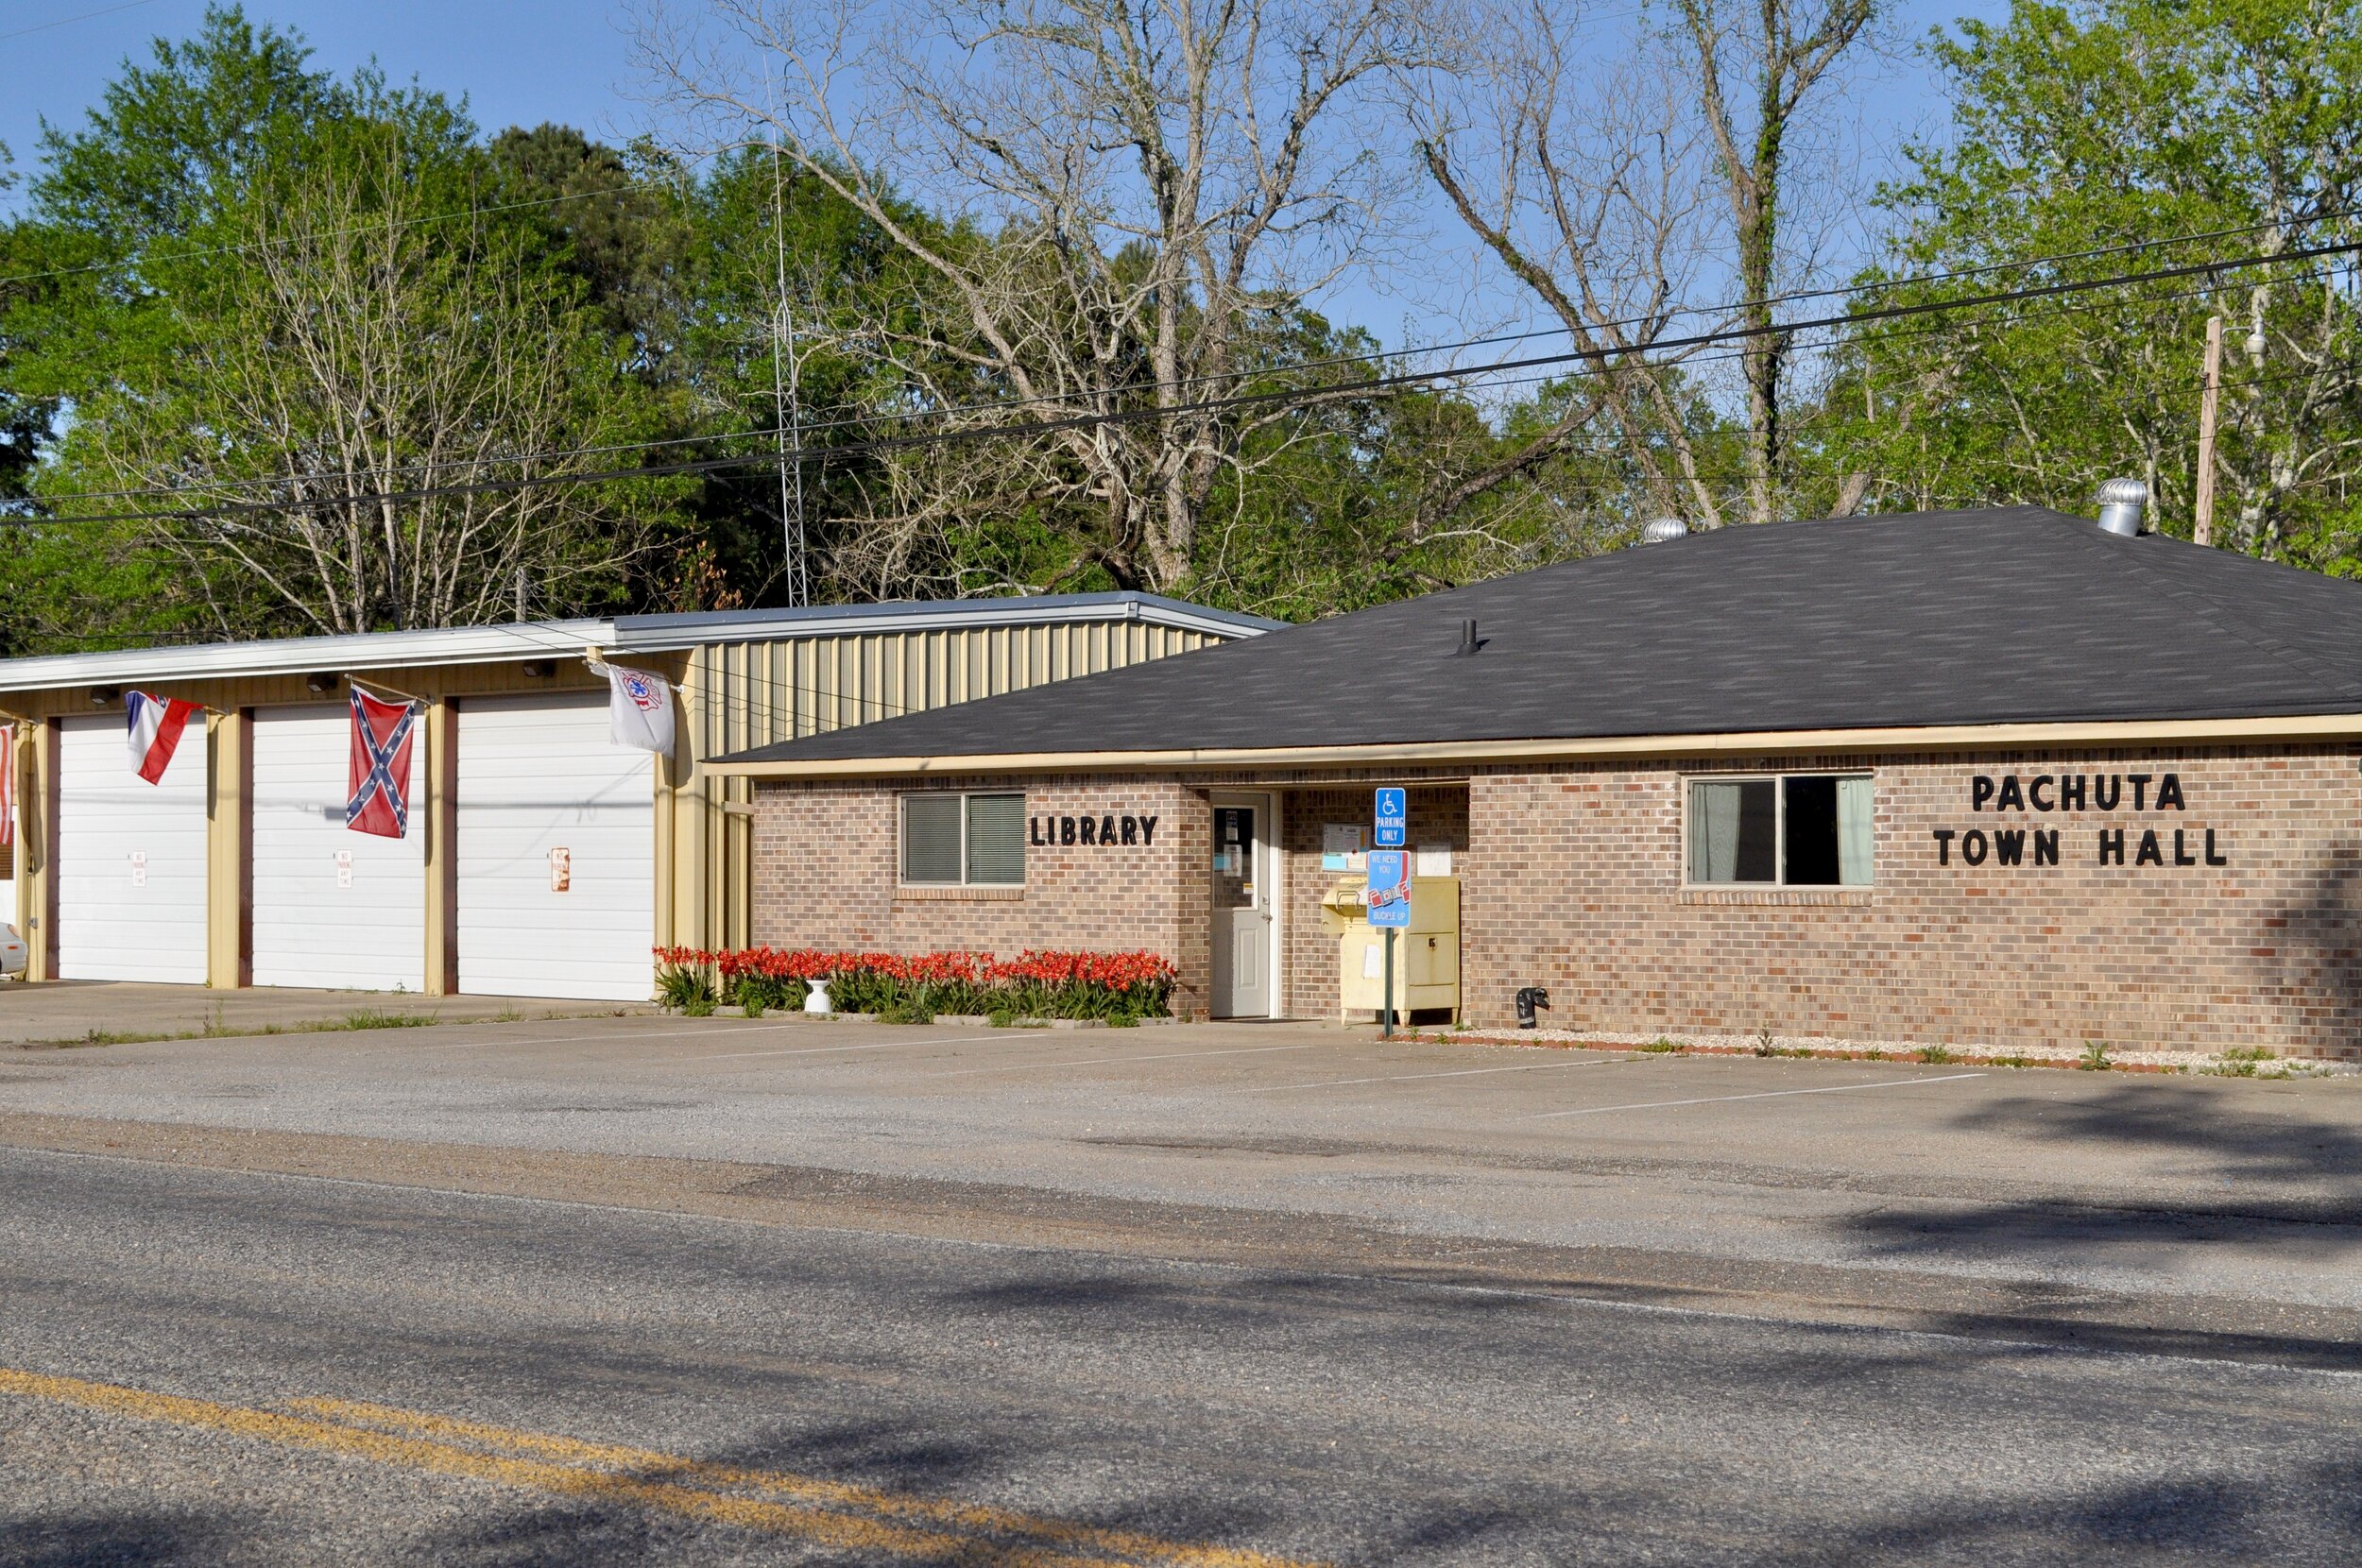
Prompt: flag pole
<box><xmin>344</xmin><ymin>675</ymin><xmax>430</xmax><ymax>707</ymax></box>
<box><xmin>583</xmin><ymin>649</ymin><xmax>686</xmax><ymax>693</ymax></box>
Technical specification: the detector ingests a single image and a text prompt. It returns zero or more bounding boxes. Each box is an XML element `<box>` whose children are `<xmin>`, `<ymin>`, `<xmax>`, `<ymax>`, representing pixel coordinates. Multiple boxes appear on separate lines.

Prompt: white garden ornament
<box><xmin>804</xmin><ymin>978</ymin><xmax>833</xmax><ymax>1016</ymax></box>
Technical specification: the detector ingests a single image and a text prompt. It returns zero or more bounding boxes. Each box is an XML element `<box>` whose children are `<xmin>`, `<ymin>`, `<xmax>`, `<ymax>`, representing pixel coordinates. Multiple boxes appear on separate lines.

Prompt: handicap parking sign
<box><xmin>1374</xmin><ymin>788</ymin><xmax>1406</xmax><ymax>847</ymax></box>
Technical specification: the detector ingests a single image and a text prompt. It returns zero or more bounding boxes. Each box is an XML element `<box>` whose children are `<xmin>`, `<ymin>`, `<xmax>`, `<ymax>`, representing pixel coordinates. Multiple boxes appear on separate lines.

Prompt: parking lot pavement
<box><xmin>0</xmin><ymin>980</ymin><xmax>643</xmax><ymax>1046</ymax></box>
<box><xmin>7</xmin><ymin>1007</ymin><xmax>2362</xmax><ymax>1344</ymax></box>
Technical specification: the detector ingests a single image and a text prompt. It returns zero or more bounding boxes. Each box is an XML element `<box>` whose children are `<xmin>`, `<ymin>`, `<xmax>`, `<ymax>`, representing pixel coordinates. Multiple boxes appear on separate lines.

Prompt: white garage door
<box><xmin>252</xmin><ymin>705</ymin><xmax>424</xmax><ymax>992</ymax></box>
<box><xmin>58</xmin><ymin>713</ymin><xmax>209</xmax><ymax>982</ymax></box>
<box><xmin>457</xmin><ymin>693</ymin><xmax>653</xmax><ymax>1000</ymax></box>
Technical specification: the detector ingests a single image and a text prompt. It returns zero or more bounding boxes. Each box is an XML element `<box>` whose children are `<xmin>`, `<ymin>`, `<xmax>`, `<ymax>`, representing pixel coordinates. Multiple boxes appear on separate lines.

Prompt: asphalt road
<box><xmin>8</xmin><ymin>1007</ymin><xmax>2362</xmax><ymax>1563</ymax></box>
<box><xmin>6</xmin><ymin>1143</ymin><xmax>2362</xmax><ymax>1567</ymax></box>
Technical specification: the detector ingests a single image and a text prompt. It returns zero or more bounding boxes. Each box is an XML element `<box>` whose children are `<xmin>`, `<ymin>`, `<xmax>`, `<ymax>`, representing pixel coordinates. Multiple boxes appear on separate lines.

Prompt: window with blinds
<box><xmin>1686</xmin><ymin>774</ymin><xmax>1873</xmax><ymax>887</ymax></box>
<box><xmin>900</xmin><ymin>792</ymin><xmax>1025</xmax><ymax>887</ymax></box>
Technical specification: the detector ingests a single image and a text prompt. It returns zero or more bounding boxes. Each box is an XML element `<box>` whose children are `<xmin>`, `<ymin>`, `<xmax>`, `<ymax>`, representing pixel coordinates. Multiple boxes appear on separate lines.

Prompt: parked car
<box><xmin>1</xmin><ymin>924</ymin><xmax>26</xmax><ymax>977</ymax></box>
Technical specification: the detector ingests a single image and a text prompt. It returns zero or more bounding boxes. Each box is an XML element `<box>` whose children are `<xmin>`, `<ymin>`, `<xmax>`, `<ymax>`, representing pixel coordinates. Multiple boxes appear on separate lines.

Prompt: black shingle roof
<box><xmin>725</xmin><ymin>506</ymin><xmax>2362</xmax><ymax>764</ymax></box>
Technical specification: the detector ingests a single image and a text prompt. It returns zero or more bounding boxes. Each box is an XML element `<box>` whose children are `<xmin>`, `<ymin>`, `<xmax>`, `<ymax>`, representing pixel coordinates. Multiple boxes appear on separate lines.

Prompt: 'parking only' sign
<box><xmin>1374</xmin><ymin>788</ymin><xmax>1407</xmax><ymax>847</ymax></box>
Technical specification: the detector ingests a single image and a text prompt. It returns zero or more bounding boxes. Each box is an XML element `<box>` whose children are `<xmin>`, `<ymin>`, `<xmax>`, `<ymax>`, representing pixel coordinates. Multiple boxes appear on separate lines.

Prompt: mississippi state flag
<box><xmin>346</xmin><ymin>689</ymin><xmax>419</xmax><ymax>839</ymax></box>
<box><xmin>1</xmin><ymin>724</ymin><xmax>13</xmax><ymax>847</ymax></box>
<box><xmin>126</xmin><ymin>690</ymin><xmax>199</xmax><ymax>785</ymax></box>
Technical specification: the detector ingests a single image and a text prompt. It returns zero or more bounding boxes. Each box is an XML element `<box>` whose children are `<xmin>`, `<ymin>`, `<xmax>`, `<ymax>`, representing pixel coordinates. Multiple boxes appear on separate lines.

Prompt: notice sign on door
<box><xmin>334</xmin><ymin>848</ymin><xmax>354</xmax><ymax>889</ymax></box>
<box><xmin>550</xmin><ymin>846</ymin><xmax>572</xmax><ymax>893</ymax></box>
<box><xmin>129</xmin><ymin>850</ymin><xmax>146</xmax><ymax>888</ymax></box>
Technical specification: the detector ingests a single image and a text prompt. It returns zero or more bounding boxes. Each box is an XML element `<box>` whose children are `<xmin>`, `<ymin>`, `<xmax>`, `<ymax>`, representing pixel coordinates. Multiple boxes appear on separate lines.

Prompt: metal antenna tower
<box><xmin>770</xmin><ymin>143</ymin><xmax>811</xmax><ymax>607</ymax></box>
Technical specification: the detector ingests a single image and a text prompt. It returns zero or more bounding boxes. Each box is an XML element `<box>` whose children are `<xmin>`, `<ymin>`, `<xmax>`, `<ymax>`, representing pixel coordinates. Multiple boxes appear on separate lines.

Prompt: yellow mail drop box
<box><xmin>1321</xmin><ymin>874</ymin><xmax>1460</xmax><ymax>1020</ymax></box>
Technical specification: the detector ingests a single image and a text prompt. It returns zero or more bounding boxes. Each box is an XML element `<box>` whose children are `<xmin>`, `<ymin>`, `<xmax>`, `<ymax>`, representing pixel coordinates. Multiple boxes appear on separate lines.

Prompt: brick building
<box><xmin>716</xmin><ymin>503</ymin><xmax>2362</xmax><ymax>1062</ymax></box>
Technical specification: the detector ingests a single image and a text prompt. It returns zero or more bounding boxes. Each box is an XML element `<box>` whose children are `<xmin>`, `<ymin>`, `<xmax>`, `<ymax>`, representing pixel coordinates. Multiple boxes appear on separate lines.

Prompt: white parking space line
<box><xmin>689</xmin><ymin>1033</ymin><xmax>1001</xmax><ymax>1062</ymax></box>
<box><xmin>1242</xmin><ymin>1052</ymin><xmax>1643</xmax><ymax>1093</ymax></box>
<box><xmin>1520</xmin><ymin>1071</ymin><xmax>1987</xmax><ymax>1120</ymax></box>
<box><xmin>914</xmin><ymin>1040</ymin><xmax>1330</xmax><ymax>1081</ymax></box>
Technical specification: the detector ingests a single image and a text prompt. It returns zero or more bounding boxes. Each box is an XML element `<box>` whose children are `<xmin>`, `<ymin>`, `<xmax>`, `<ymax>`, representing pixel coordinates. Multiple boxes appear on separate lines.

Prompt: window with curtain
<box><xmin>901</xmin><ymin>792</ymin><xmax>1026</xmax><ymax>886</ymax></box>
<box><xmin>1687</xmin><ymin>775</ymin><xmax>1872</xmax><ymax>887</ymax></box>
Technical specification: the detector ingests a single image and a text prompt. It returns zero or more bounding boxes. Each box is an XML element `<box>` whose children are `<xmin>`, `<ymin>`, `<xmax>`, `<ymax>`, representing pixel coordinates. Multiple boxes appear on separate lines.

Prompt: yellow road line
<box><xmin>291</xmin><ymin>1396</ymin><xmax>1314</xmax><ymax>1568</ymax></box>
<box><xmin>0</xmin><ymin>1367</ymin><xmax>1324</xmax><ymax>1568</ymax></box>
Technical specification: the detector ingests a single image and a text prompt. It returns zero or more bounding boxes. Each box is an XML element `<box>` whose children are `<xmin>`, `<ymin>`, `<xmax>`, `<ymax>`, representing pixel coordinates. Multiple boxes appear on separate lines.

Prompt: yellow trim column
<box><xmin>27</xmin><ymin>719</ymin><xmax>57</xmax><ymax>982</ymax></box>
<box><xmin>205</xmin><ymin>708</ymin><xmax>252</xmax><ymax>988</ymax></box>
<box><xmin>421</xmin><ymin>696</ymin><xmax>457</xmax><ymax>996</ymax></box>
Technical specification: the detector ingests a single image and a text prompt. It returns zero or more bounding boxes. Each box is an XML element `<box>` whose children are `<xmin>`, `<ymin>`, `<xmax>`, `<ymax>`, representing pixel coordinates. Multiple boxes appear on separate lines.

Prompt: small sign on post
<box><xmin>1364</xmin><ymin>848</ymin><xmax>1411</xmax><ymax>928</ymax></box>
<box><xmin>1366</xmin><ymin>846</ymin><xmax>1410</xmax><ymax>1039</ymax></box>
<box><xmin>1374</xmin><ymin>787</ymin><xmax>1407</xmax><ymax>848</ymax></box>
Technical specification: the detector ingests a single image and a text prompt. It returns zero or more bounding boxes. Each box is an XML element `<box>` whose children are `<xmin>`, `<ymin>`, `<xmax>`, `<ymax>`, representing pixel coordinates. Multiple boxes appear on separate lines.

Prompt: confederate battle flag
<box><xmin>346</xmin><ymin>689</ymin><xmax>419</xmax><ymax>839</ymax></box>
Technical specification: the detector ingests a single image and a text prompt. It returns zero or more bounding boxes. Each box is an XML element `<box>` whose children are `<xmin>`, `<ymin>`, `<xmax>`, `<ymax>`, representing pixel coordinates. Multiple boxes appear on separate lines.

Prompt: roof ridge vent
<box><xmin>2096</xmin><ymin>477</ymin><xmax>2148</xmax><ymax>537</ymax></box>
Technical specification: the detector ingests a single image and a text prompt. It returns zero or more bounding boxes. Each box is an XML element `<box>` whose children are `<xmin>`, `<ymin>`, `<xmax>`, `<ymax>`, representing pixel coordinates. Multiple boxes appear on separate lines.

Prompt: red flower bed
<box><xmin>653</xmin><ymin>946</ymin><xmax>1176</xmax><ymax>1019</ymax></box>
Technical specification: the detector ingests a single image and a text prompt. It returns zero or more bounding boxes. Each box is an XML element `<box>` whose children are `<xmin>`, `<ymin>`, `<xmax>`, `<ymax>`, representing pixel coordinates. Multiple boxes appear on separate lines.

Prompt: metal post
<box><xmin>2195</xmin><ymin>314</ymin><xmax>2223</xmax><ymax>547</ymax></box>
<box><xmin>1382</xmin><ymin>928</ymin><xmax>1395</xmax><ymax>1039</ymax></box>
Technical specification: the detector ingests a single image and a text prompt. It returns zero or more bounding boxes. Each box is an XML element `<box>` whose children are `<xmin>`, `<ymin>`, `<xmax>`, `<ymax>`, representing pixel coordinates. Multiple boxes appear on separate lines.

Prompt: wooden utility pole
<box><xmin>2195</xmin><ymin>314</ymin><xmax>2224</xmax><ymax>546</ymax></box>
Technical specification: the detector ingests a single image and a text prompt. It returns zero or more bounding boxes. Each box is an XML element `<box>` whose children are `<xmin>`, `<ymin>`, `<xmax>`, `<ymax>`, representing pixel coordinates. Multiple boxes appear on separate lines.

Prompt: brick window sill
<box><xmin>895</xmin><ymin>885</ymin><xmax>1025</xmax><ymax>902</ymax></box>
<box><xmin>1678</xmin><ymin>887</ymin><xmax>1875</xmax><ymax>907</ymax></box>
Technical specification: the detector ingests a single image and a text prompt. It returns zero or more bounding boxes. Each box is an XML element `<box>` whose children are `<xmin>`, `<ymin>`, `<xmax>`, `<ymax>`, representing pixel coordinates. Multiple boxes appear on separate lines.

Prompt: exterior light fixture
<box><xmin>306</xmin><ymin>673</ymin><xmax>339</xmax><ymax>694</ymax></box>
<box><xmin>89</xmin><ymin>686</ymin><xmax>121</xmax><ymax>707</ymax></box>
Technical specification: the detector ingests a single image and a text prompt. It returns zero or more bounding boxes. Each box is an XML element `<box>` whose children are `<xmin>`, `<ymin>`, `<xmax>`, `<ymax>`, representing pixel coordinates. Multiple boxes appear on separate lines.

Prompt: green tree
<box><xmin>1822</xmin><ymin>0</ymin><xmax>2362</xmax><ymax>566</ymax></box>
<box><xmin>0</xmin><ymin>9</ymin><xmax>687</xmax><ymax>647</ymax></box>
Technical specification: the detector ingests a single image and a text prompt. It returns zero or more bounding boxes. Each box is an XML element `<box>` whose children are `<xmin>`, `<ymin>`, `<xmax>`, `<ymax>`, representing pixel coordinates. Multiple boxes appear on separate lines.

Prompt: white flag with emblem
<box><xmin>605</xmin><ymin>664</ymin><xmax>676</xmax><ymax>756</ymax></box>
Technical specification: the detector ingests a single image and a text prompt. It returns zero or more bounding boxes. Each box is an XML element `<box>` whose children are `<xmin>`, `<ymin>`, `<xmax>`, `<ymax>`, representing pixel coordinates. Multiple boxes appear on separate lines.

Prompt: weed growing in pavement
<box><xmin>2080</xmin><ymin>1040</ymin><xmax>2113</xmax><ymax>1071</ymax></box>
<box><xmin>1754</xmin><ymin>1024</ymin><xmax>1777</xmax><ymax>1057</ymax></box>
<box><xmin>986</xmin><ymin>1009</ymin><xmax>1017</xmax><ymax>1029</ymax></box>
<box><xmin>878</xmin><ymin>1000</ymin><xmax>935</xmax><ymax>1025</ymax></box>
<box><xmin>2199</xmin><ymin>1046</ymin><xmax>2329</xmax><ymax>1079</ymax></box>
<box><xmin>1106</xmin><ymin>1013</ymin><xmax>1139</xmax><ymax>1027</ymax></box>
<box><xmin>1999</xmin><ymin>1053</ymin><xmax>2031</xmax><ymax>1068</ymax></box>
<box><xmin>489</xmin><ymin>1005</ymin><xmax>525</xmax><ymax>1023</ymax></box>
<box><xmin>680</xmin><ymin>990</ymin><xmax>716</xmax><ymax>1018</ymax></box>
<box><xmin>739</xmin><ymin>994</ymin><xmax>766</xmax><ymax>1020</ymax></box>
<box><xmin>334</xmin><ymin>1008</ymin><xmax>439</xmax><ymax>1031</ymax></box>
<box><xmin>1917</xmin><ymin>1045</ymin><xmax>1954</xmax><ymax>1064</ymax></box>
<box><xmin>50</xmin><ymin>1028</ymin><xmax>175</xmax><ymax>1048</ymax></box>
<box><xmin>1638</xmin><ymin>1039</ymin><xmax>1684</xmax><ymax>1053</ymax></box>
<box><xmin>26</xmin><ymin>1004</ymin><xmax>581</xmax><ymax>1051</ymax></box>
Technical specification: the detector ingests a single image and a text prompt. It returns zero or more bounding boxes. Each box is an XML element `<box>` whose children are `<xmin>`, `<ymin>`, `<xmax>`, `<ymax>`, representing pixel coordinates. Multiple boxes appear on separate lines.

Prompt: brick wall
<box><xmin>754</xmin><ymin>775</ymin><xmax>1213</xmax><ymax>1018</ymax></box>
<box><xmin>1464</xmin><ymin>746</ymin><xmax>2362</xmax><ymax>1060</ymax></box>
<box><xmin>758</xmin><ymin>745</ymin><xmax>2362</xmax><ymax>1057</ymax></box>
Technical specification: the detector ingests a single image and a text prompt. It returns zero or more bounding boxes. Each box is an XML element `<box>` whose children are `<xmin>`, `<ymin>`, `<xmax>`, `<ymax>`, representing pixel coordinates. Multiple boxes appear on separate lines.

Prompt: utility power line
<box><xmin>20</xmin><ymin>202</ymin><xmax>2362</xmax><ymax>507</ymax></box>
<box><xmin>22</xmin><ymin>231</ymin><xmax>2361</xmax><ymax>531</ymax></box>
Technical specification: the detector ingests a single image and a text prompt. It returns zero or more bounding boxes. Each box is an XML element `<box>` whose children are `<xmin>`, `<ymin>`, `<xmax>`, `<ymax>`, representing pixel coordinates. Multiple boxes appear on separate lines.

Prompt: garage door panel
<box><xmin>457</xmin><ymin>693</ymin><xmax>652</xmax><ymax>1001</ymax></box>
<box><xmin>59</xmin><ymin>714</ymin><xmax>209</xmax><ymax>983</ymax></box>
<box><xmin>251</xmin><ymin>707</ymin><xmax>424</xmax><ymax>992</ymax></box>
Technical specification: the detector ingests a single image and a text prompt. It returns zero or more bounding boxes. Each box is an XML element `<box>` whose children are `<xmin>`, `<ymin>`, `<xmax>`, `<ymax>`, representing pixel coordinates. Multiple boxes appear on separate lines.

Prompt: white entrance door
<box><xmin>456</xmin><ymin>693</ymin><xmax>654</xmax><ymax>1001</ymax></box>
<box><xmin>1210</xmin><ymin>793</ymin><xmax>1275</xmax><ymax>1018</ymax></box>
<box><xmin>251</xmin><ymin>705</ymin><xmax>424</xmax><ymax>992</ymax></box>
<box><xmin>58</xmin><ymin>713</ymin><xmax>209</xmax><ymax>982</ymax></box>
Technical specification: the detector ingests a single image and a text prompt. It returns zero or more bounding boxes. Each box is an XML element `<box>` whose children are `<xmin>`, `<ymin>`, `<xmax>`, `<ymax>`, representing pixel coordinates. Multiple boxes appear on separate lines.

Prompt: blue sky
<box><xmin>1</xmin><ymin>0</ymin><xmax>2005</xmax><ymax>351</ymax></box>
